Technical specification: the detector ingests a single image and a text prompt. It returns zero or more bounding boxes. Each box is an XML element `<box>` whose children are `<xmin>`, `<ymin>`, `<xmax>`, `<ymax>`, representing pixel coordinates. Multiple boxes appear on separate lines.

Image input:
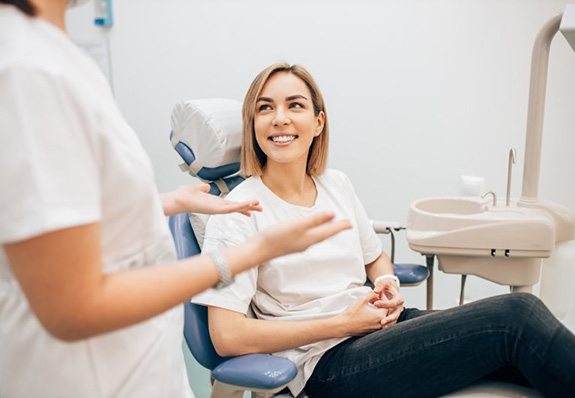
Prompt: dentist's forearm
<box><xmin>5</xmin><ymin>223</ymin><xmax>270</xmax><ymax>342</ymax></box>
<box><xmin>61</xmin><ymin>236</ymin><xmax>270</xmax><ymax>340</ymax></box>
<box><xmin>160</xmin><ymin>190</ymin><xmax>182</xmax><ymax>216</ymax></box>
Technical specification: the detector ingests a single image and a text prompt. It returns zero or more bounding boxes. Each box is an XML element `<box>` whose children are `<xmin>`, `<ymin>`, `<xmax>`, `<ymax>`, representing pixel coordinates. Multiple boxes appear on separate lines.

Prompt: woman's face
<box><xmin>253</xmin><ymin>71</ymin><xmax>324</xmax><ymax>169</ymax></box>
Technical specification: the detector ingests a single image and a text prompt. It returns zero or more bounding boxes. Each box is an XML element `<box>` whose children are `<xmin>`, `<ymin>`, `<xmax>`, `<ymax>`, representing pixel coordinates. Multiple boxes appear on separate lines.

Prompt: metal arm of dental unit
<box><xmin>506</xmin><ymin>148</ymin><xmax>516</xmax><ymax>207</ymax></box>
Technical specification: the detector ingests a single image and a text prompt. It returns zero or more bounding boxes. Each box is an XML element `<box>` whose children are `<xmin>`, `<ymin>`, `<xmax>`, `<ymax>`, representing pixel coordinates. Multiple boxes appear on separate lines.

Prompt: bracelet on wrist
<box><xmin>209</xmin><ymin>251</ymin><xmax>234</xmax><ymax>289</ymax></box>
<box><xmin>374</xmin><ymin>274</ymin><xmax>400</xmax><ymax>288</ymax></box>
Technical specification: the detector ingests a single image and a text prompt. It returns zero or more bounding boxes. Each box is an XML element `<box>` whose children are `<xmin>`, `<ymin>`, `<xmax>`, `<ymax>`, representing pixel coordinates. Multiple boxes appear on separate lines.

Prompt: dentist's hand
<box><xmin>259</xmin><ymin>212</ymin><xmax>352</xmax><ymax>259</ymax></box>
<box><xmin>161</xmin><ymin>183</ymin><xmax>263</xmax><ymax>217</ymax></box>
<box><xmin>373</xmin><ymin>279</ymin><xmax>404</xmax><ymax>328</ymax></box>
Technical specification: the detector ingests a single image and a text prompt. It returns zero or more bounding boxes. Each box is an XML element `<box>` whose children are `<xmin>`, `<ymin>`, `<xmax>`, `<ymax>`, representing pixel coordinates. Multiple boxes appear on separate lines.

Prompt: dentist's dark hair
<box><xmin>0</xmin><ymin>0</ymin><xmax>36</xmax><ymax>16</ymax></box>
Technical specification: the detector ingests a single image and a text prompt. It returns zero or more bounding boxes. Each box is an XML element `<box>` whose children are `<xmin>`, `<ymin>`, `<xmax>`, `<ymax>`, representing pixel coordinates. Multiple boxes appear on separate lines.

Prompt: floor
<box><xmin>183</xmin><ymin>343</ymin><xmax>212</xmax><ymax>398</ymax></box>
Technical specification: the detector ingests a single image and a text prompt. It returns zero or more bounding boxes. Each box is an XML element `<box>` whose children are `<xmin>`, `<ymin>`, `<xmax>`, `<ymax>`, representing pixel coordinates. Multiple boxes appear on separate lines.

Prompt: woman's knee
<box><xmin>496</xmin><ymin>292</ymin><xmax>547</xmax><ymax>321</ymax></box>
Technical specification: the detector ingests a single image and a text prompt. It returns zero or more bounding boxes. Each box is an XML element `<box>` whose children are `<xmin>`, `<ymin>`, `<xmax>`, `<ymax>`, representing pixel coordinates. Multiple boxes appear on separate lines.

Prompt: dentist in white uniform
<box><xmin>0</xmin><ymin>1</ymin><xmax>350</xmax><ymax>396</ymax></box>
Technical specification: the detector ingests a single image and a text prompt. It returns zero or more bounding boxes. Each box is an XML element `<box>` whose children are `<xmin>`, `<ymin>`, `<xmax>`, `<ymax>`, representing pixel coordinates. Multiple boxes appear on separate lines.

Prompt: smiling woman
<box><xmin>191</xmin><ymin>63</ymin><xmax>575</xmax><ymax>398</ymax></box>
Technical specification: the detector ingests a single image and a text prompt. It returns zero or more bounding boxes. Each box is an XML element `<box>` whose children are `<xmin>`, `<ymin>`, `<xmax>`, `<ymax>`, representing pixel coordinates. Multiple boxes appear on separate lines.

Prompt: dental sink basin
<box><xmin>408</xmin><ymin>196</ymin><xmax>555</xmax><ymax>256</ymax></box>
<box><xmin>414</xmin><ymin>197</ymin><xmax>488</xmax><ymax>215</ymax></box>
<box><xmin>406</xmin><ymin>197</ymin><xmax>557</xmax><ymax>290</ymax></box>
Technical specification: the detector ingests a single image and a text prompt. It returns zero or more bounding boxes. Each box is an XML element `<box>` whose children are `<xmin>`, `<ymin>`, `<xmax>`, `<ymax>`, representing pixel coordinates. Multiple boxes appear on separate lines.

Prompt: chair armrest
<box><xmin>212</xmin><ymin>353</ymin><xmax>297</xmax><ymax>390</ymax></box>
<box><xmin>370</xmin><ymin>220</ymin><xmax>406</xmax><ymax>234</ymax></box>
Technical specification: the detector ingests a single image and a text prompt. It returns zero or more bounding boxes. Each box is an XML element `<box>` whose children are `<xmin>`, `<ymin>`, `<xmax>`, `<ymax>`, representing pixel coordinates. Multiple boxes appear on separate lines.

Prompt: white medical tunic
<box><xmin>193</xmin><ymin>170</ymin><xmax>383</xmax><ymax>396</ymax></box>
<box><xmin>0</xmin><ymin>6</ymin><xmax>192</xmax><ymax>398</ymax></box>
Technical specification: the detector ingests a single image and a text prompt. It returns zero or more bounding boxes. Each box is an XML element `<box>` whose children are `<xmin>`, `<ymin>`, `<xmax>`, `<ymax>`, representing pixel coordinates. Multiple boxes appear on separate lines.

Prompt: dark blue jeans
<box><xmin>305</xmin><ymin>293</ymin><xmax>575</xmax><ymax>397</ymax></box>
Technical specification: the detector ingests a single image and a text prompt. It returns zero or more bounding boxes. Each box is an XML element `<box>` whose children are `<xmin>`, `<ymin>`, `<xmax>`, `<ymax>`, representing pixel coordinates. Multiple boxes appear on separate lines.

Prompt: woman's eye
<box><xmin>289</xmin><ymin>102</ymin><xmax>304</xmax><ymax>109</ymax></box>
<box><xmin>258</xmin><ymin>104</ymin><xmax>272</xmax><ymax>112</ymax></box>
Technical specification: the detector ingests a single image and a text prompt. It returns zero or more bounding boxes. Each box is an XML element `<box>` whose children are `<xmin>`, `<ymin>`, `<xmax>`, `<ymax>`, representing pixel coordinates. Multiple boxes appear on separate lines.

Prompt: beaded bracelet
<box><xmin>209</xmin><ymin>251</ymin><xmax>233</xmax><ymax>289</ymax></box>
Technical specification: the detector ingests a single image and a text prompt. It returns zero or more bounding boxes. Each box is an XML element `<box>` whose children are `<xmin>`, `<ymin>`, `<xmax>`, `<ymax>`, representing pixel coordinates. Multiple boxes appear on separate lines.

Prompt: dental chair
<box><xmin>170</xmin><ymin>212</ymin><xmax>297</xmax><ymax>398</ymax></box>
<box><xmin>168</xmin><ymin>98</ymin><xmax>541</xmax><ymax>398</ymax></box>
<box><xmin>169</xmin><ymin>99</ymin><xmax>297</xmax><ymax>398</ymax></box>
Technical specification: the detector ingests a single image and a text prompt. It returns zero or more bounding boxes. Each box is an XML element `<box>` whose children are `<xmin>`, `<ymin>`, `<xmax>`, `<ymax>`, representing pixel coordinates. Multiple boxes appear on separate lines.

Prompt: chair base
<box><xmin>442</xmin><ymin>380</ymin><xmax>542</xmax><ymax>397</ymax></box>
<box><xmin>211</xmin><ymin>380</ymin><xmax>289</xmax><ymax>398</ymax></box>
<box><xmin>258</xmin><ymin>381</ymin><xmax>541</xmax><ymax>398</ymax></box>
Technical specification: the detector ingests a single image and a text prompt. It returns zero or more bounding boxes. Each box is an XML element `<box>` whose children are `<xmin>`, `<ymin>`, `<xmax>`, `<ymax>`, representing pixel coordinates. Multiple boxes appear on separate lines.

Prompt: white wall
<box><xmin>68</xmin><ymin>0</ymin><xmax>575</xmax><ymax>311</ymax></box>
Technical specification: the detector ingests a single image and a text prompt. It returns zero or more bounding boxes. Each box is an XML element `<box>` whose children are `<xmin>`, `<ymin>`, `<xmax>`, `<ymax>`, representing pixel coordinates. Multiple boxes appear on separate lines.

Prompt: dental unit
<box><xmin>407</xmin><ymin>5</ymin><xmax>575</xmax><ymax>317</ymax></box>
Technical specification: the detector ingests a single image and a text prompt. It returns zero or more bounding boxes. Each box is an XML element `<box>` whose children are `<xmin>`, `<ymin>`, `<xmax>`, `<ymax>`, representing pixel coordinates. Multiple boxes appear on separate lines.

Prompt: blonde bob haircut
<box><xmin>241</xmin><ymin>63</ymin><xmax>329</xmax><ymax>177</ymax></box>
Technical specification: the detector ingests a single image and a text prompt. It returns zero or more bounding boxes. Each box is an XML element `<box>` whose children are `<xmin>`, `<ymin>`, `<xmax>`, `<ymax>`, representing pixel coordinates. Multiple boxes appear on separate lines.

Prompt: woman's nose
<box><xmin>272</xmin><ymin>108</ymin><xmax>290</xmax><ymax>126</ymax></box>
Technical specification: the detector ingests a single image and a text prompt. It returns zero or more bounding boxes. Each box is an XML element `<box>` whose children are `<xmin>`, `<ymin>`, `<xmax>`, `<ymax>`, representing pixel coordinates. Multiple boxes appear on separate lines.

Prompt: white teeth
<box><xmin>271</xmin><ymin>135</ymin><xmax>296</xmax><ymax>143</ymax></box>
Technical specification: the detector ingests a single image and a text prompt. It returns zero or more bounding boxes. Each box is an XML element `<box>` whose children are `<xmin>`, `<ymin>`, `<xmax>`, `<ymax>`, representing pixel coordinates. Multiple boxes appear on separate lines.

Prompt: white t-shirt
<box><xmin>0</xmin><ymin>7</ymin><xmax>192</xmax><ymax>398</ymax></box>
<box><xmin>193</xmin><ymin>170</ymin><xmax>382</xmax><ymax>396</ymax></box>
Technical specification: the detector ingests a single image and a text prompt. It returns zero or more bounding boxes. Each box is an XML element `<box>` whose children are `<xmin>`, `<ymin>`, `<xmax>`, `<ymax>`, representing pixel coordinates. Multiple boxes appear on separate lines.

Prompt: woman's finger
<box><xmin>372</xmin><ymin>295</ymin><xmax>403</xmax><ymax>309</ymax></box>
<box><xmin>361</xmin><ymin>291</ymin><xmax>380</xmax><ymax>304</ymax></box>
<box><xmin>381</xmin><ymin>306</ymin><xmax>403</xmax><ymax>327</ymax></box>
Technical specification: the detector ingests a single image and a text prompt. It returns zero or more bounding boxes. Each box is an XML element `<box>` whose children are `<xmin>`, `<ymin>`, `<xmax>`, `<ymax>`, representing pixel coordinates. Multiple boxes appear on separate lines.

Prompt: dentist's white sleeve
<box><xmin>0</xmin><ymin>68</ymin><xmax>100</xmax><ymax>243</ymax></box>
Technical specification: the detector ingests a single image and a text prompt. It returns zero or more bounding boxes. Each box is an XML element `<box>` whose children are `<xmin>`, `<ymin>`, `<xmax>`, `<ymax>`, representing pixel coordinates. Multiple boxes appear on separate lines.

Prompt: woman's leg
<box><xmin>400</xmin><ymin>308</ymin><xmax>532</xmax><ymax>388</ymax></box>
<box><xmin>305</xmin><ymin>293</ymin><xmax>575</xmax><ymax>398</ymax></box>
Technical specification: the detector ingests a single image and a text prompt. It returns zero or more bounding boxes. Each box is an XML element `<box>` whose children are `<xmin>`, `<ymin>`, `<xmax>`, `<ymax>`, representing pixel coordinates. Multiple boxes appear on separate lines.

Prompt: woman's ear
<box><xmin>314</xmin><ymin>111</ymin><xmax>325</xmax><ymax>137</ymax></box>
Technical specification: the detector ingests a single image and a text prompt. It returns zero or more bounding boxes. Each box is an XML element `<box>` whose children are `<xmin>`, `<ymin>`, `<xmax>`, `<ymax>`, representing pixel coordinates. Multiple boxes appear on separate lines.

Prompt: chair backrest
<box><xmin>168</xmin><ymin>98</ymin><xmax>243</xmax><ymax>371</ymax></box>
<box><xmin>168</xmin><ymin>213</ymin><xmax>229</xmax><ymax>370</ymax></box>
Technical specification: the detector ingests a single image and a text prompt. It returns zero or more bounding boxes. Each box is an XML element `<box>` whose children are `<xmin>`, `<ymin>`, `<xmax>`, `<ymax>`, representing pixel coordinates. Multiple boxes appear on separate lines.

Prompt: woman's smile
<box><xmin>268</xmin><ymin>134</ymin><xmax>299</xmax><ymax>145</ymax></box>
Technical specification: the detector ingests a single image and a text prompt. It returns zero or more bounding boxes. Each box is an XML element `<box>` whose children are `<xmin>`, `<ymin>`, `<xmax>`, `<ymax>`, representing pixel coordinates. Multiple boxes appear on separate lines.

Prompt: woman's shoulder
<box><xmin>221</xmin><ymin>176</ymin><xmax>264</xmax><ymax>201</ymax></box>
<box><xmin>204</xmin><ymin>178</ymin><xmax>260</xmax><ymax>239</ymax></box>
<box><xmin>317</xmin><ymin>168</ymin><xmax>353</xmax><ymax>188</ymax></box>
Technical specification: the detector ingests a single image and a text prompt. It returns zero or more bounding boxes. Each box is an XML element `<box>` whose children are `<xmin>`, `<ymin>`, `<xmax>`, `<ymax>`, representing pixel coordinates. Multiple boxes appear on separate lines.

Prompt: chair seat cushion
<box><xmin>394</xmin><ymin>263</ymin><xmax>430</xmax><ymax>285</ymax></box>
<box><xmin>212</xmin><ymin>353</ymin><xmax>297</xmax><ymax>390</ymax></box>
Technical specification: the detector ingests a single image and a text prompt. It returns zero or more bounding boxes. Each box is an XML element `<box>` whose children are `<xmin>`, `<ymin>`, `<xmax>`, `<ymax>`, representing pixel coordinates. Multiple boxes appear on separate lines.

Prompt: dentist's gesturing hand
<box><xmin>161</xmin><ymin>183</ymin><xmax>263</xmax><ymax>216</ymax></box>
<box><xmin>259</xmin><ymin>212</ymin><xmax>352</xmax><ymax>259</ymax></box>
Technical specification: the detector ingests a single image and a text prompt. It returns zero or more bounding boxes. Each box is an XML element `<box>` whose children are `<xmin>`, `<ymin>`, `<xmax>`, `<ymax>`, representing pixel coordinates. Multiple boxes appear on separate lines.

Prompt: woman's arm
<box><xmin>160</xmin><ymin>183</ymin><xmax>262</xmax><ymax>217</ymax></box>
<box><xmin>4</xmin><ymin>213</ymin><xmax>350</xmax><ymax>342</ymax></box>
<box><xmin>365</xmin><ymin>252</ymin><xmax>395</xmax><ymax>284</ymax></box>
<box><xmin>208</xmin><ymin>291</ymin><xmax>389</xmax><ymax>357</ymax></box>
